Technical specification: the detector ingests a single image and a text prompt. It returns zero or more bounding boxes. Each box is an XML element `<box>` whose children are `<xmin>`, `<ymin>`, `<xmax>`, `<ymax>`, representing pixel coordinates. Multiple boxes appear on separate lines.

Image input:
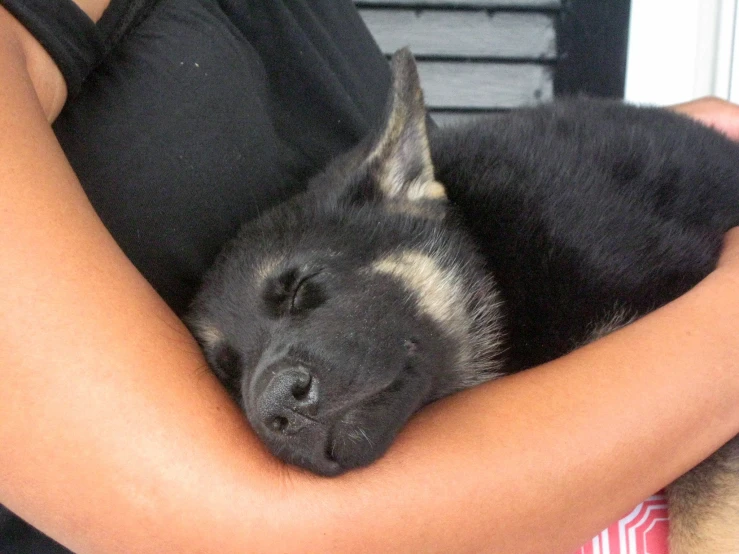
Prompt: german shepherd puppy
<box><xmin>190</xmin><ymin>49</ymin><xmax>739</xmax><ymax>552</ymax></box>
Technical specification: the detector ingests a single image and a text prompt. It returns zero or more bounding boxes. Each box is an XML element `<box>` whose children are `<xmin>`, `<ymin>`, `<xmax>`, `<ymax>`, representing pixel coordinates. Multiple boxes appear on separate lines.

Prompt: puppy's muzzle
<box><xmin>255</xmin><ymin>363</ymin><xmax>319</xmax><ymax>435</ymax></box>
<box><xmin>248</xmin><ymin>356</ymin><xmax>343</xmax><ymax>476</ymax></box>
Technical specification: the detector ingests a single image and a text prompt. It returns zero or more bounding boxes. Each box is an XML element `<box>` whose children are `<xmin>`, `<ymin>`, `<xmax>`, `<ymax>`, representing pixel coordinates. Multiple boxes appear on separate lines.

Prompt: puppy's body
<box><xmin>191</xmin><ymin>50</ymin><xmax>739</xmax><ymax>552</ymax></box>
<box><xmin>433</xmin><ymin>100</ymin><xmax>739</xmax><ymax>371</ymax></box>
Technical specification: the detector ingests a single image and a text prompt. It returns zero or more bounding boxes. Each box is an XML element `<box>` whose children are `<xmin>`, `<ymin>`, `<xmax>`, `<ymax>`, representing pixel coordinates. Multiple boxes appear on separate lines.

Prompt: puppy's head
<box><xmin>190</xmin><ymin>50</ymin><xmax>503</xmax><ymax>476</ymax></box>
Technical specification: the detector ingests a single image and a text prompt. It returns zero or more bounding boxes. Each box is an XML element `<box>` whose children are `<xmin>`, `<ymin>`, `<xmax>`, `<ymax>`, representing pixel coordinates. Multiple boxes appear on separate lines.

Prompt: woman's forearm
<box><xmin>2</xmin><ymin>12</ymin><xmax>739</xmax><ymax>553</ymax></box>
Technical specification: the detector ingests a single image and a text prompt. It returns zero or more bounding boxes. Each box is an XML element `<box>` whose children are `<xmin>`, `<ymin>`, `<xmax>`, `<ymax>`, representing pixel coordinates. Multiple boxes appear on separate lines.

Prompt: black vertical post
<box><xmin>555</xmin><ymin>0</ymin><xmax>632</xmax><ymax>98</ymax></box>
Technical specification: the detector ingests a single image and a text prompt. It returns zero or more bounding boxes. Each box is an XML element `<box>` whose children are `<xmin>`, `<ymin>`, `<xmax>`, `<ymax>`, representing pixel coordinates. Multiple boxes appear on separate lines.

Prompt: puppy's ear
<box><xmin>365</xmin><ymin>48</ymin><xmax>446</xmax><ymax>202</ymax></box>
<box><xmin>322</xmin><ymin>48</ymin><xmax>446</xmax><ymax>207</ymax></box>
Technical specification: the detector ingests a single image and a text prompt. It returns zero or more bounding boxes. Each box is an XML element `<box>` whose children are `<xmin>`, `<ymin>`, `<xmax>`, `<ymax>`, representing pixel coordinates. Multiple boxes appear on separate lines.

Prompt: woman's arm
<box><xmin>672</xmin><ymin>96</ymin><xmax>739</xmax><ymax>141</ymax></box>
<box><xmin>2</xmin><ymin>7</ymin><xmax>739</xmax><ymax>552</ymax></box>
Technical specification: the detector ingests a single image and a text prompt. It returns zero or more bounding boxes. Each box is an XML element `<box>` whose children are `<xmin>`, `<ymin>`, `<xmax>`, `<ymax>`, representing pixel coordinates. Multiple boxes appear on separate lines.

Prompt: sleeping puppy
<box><xmin>190</xmin><ymin>49</ymin><xmax>739</xmax><ymax>553</ymax></box>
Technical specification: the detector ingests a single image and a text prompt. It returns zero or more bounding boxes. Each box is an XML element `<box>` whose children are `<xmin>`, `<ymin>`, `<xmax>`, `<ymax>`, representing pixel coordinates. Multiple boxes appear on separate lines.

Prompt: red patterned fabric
<box><xmin>575</xmin><ymin>495</ymin><xmax>669</xmax><ymax>554</ymax></box>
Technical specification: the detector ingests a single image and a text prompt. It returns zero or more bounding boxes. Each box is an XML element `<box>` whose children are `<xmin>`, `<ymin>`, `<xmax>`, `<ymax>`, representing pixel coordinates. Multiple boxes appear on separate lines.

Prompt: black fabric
<box><xmin>1</xmin><ymin>0</ymin><xmax>390</xmax><ymax>551</ymax></box>
<box><xmin>96</xmin><ymin>0</ymin><xmax>160</xmax><ymax>52</ymax></box>
<box><xmin>52</xmin><ymin>0</ymin><xmax>391</xmax><ymax>316</ymax></box>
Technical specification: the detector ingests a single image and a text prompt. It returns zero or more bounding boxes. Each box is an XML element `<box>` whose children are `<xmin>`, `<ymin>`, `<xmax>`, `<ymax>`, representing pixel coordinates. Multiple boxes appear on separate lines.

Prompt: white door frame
<box><xmin>625</xmin><ymin>0</ymin><xmax>739</xmax><ymax>105</ymax></box>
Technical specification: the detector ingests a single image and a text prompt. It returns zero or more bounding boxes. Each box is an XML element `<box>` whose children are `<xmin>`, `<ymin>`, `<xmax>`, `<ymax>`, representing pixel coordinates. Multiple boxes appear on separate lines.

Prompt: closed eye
<box><xmin>291</xmin><ymin>275</ymin><xmax>312</xmax><ymax>310</ymax></box>
<box><xmin>290</xmin><ymin>271</ymin><xmax>325</xmax><ymax>314</ymax></box>
<box><xmin>262</xmin><ymin>268</ymin><xmax>326</xmax><ymax>317</ymax></box>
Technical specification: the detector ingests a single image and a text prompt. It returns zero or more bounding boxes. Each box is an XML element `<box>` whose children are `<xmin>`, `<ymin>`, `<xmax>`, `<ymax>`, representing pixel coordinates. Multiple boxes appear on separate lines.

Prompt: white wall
<box><xmin>625</xmin><ymin>0</ymin><xmax>739</xmax><ymax>106</ymax></box>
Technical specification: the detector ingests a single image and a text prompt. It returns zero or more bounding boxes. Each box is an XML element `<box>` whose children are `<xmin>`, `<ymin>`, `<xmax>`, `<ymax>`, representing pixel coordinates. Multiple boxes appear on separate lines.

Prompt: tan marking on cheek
<box><xmin>372</xmin><ymin>251</ymin><xmax>466</xmax><ymax>331</ymax></box>
<box><xmin>194</xmin><ymin>322</ymin><xmax>224</xmax><ymax>349</ymax></box>
<box><xmin>371</xmin><ymin>248</ymin><xmax>505</xmax><ymax>393</ymax></box>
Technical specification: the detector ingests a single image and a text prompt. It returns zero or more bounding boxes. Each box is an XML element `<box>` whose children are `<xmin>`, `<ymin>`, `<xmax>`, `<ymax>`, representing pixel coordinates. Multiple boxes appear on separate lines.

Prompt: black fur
<box><xmin>434</xmin><ymin>100</ymin><xmax>739</xmax><ymax>371</ymax></box>
<box><xmin>190</xmin><ymin>49</ymin><xmax>739</xmax><ymax>476</ymax></box>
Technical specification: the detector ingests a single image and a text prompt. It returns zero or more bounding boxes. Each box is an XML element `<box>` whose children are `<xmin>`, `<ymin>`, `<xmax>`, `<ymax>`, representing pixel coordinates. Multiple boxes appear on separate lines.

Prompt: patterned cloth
<box><xmin>577</xmin><ymin>495</ymin><xmax>668</xmax><ymax>554</ymax></box>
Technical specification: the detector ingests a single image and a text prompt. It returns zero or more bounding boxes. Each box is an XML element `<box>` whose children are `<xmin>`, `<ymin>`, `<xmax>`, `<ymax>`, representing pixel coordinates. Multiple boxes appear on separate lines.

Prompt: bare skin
<box><xmin>673</xmin><ymin>96</ymin><xmax>739</xmax><ymax>142</ymax></box>
<box><xmin>1</xmin><ymin>4</ymin><xmax>739</xmax><ymax>553</ymax></box>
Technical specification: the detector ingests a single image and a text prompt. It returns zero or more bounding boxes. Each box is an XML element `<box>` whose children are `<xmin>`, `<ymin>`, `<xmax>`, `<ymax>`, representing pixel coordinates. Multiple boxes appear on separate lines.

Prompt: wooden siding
<box><xmin>355</xmin><ymin>0</ymin><xmax>561</xmax><ymax>124</ymax></box>
<box><xmin>429</xmin><ymin>111</ymin><xmax>502</xmax><ymax>126</ymax></box>
<box><xmin>359</xmin><ymin>10</ymin><xmax>556</xmax><ymax>59</ymax></box>
<box><xmin>357</xmin><ymin>0</ymin><xmax>560</xmax><ymax>8</ymax></box>
<box><xmin>418</xmin><ymin>62</ymin><xmax>552</xmax><ymax>108</ymax></box>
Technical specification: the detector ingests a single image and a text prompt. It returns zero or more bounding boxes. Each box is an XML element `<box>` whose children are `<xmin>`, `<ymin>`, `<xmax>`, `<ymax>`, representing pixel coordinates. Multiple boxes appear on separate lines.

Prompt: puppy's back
<box><xmin>430</xmin><ymin>99</ymin><xmax>739</xmax><ymax>370</ymax></box>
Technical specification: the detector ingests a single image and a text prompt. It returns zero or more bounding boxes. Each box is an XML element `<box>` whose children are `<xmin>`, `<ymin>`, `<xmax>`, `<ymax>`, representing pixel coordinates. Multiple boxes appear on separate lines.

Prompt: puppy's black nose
<box><xmin>257</xmin><ymin>365</ymin><xmax>319</xmax><ymax>435</ymax></box>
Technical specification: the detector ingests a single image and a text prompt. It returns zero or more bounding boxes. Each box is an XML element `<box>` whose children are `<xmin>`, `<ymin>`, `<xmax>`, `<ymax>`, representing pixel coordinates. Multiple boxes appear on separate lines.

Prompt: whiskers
<box><xmin>357</xmin><ymin>427</ymin><xmax>374</xmax><ymax>448</ymax></box>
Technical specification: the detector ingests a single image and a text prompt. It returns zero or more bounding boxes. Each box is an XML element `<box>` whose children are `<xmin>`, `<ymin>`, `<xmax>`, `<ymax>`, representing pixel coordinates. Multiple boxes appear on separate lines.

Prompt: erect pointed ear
<box><xmin>366</xmin><ymin>48</ymin><xmax>446</xmax><ymax>203</ymax></box>
<box><xmin>325</xmin><ymin>48</ymin><xmax>446</xmax><ymax>207</ymax></box>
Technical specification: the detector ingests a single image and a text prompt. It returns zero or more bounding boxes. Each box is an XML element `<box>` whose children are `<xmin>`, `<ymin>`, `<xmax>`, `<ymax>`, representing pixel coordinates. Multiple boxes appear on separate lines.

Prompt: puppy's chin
<box><xmin>248</xmin><ymin>415</ymin><xmax>344</xmax><ymax>477</ymax></box>
<box><xmin>292</xmin><ymin>451</ymin><xmax>344</xmax><ymax>478</ymax></box>
<box><xmin>323</xmin><ymin>412</ymin><xmax>400</xmax><ymax>473</ymax></box>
